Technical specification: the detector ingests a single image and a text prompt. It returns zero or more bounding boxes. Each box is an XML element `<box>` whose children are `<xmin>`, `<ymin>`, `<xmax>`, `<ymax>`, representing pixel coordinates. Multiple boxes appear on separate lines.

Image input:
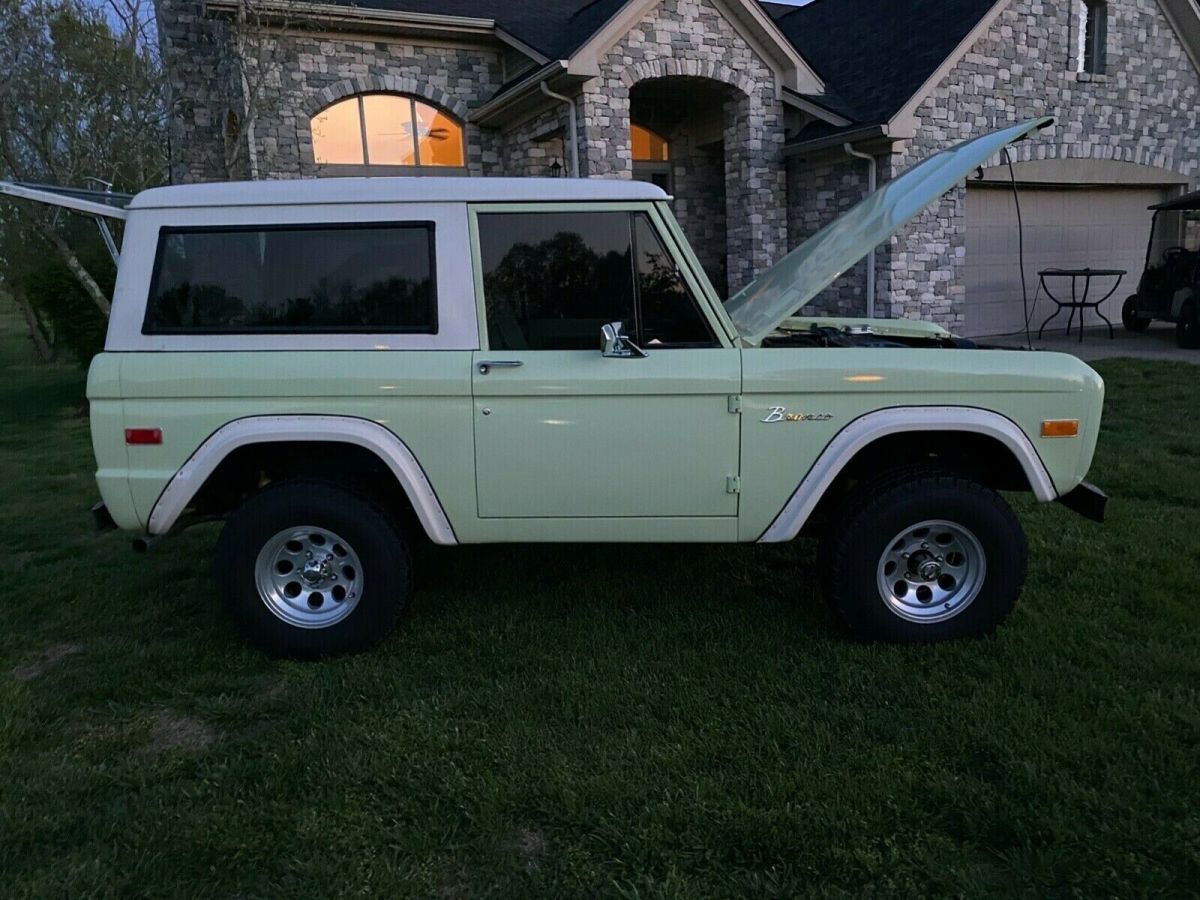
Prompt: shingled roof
<box><xmin>302</xmin><ymin>0</ymin><xmax>1002</xmax><ymax>137</ymax></box>
<box><xmin>310</xmin><ymin>0</ymin><xmax>630</xmax><ymax>59</ymax></box>
<box><xmin>765</xmin><ymin>0</ymin><xmax>1001</xmax><ymax>140</ymax></box>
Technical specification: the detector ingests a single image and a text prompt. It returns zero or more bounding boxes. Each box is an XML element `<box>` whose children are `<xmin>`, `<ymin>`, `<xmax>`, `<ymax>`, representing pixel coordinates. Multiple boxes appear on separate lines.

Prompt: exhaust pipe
<box><xmin>132</xmin><ymin>535</ymin><xmax>160</xmax><ymax>554</ymax></box>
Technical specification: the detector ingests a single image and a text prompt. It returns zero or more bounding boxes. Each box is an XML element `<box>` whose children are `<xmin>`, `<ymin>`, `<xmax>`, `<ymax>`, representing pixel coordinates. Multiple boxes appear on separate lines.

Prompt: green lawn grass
<box><xmin>1</xmin><ymin>298</ymin><xmax>1197</xmax><ymax>897</ymax></box>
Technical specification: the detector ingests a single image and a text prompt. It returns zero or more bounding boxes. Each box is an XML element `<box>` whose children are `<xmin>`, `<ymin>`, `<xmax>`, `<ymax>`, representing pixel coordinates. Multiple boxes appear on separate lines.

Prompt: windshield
<box><xmin>1148</xmin><ymin>208</ymin><xmax>1200</xmax><ymax>267</ymax></box>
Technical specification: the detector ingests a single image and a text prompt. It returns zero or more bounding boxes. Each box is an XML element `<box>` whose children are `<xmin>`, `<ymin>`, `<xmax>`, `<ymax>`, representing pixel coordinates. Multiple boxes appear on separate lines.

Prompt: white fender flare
<box><xmin>758</xmin><ymin>406</ymin><xmax>1057</xmax><ymax>543</ymax></box>
<box><xmin>147</xmin><ymin>415</ymin><xmax>457</xmax><ymax>545</ymax></box>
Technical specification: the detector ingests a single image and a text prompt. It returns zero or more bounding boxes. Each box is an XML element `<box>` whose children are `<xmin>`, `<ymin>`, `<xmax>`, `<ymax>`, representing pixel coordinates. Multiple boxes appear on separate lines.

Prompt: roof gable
<box><xmin>290</xmin><ymin>0</ymin><xmax>821</xmax><ymax>91</ymax></box>
<box><xmin>565</xmin><ymin>0</ymin><xmax>821</xmax><ymax>91</ymax></box>
<box><xmin>769</xmin><ymin>0</ymin><xmax>1000</xmax><ymax>132</ymax></box>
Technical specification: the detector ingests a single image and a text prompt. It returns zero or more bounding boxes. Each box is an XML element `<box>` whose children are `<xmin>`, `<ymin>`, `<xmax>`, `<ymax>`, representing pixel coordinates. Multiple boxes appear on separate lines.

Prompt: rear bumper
<box><xmin>1056</xmin><ymin>481</ymin><xmax>1107</xmax><ymax>523</ymax></box>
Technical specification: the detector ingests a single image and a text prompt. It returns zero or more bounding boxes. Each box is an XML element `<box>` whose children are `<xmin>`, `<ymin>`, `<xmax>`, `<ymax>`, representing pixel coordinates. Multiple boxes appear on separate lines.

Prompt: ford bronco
<box><xmin>3</xmin><ymin>117</ymin><xmax>1107</xmax><ymax>656</ymax></box>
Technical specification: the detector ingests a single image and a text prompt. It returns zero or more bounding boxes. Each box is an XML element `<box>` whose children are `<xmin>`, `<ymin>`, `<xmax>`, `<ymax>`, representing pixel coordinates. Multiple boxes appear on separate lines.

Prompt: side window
<box><xmin>477</xmin><ymin>210</ymin><xmax>717</xmax><ymax>350</ymax></box>
<box><xmin>143</xmin><ymin>223</ymin><xmax>437</xmax><ymax>333</ymax></box>
<box><xmin>633</xmin><ymin>213</ymin><xmax>715</xmax><ymax>347</ymax></box>
<box><xmin>478</xmin><ymin>212</ymin><xmax>636</xmax><ymax>350</ymax></box>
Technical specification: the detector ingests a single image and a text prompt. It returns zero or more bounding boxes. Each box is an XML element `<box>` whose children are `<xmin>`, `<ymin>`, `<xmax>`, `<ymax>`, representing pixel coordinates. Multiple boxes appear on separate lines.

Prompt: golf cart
<box><xmin>1122</xmin><ymin>189</ymin><xmax>1200</xmax><ymax>348</ymax></box>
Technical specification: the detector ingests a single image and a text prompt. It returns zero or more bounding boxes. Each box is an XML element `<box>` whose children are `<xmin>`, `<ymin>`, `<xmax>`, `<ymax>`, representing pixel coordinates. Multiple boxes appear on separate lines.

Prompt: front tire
<box><xmin>1122</xmin><ymin>295</ymin><xmax>1151</xmax><ymax>332</ymax></box>
<box><xmin>215</xmin><ymin>479</ymin><xmax>412</xmax><ymax>658</ymax></box>
<box><xmin>821</xmin><ymin>470</ymin><xmax>1027</xmax><ymax>643</ymax></box>
<box><xmin>1177</xmin><ymin>300</ymin><xmax>1200</xmax><ymax>349</ymax></box>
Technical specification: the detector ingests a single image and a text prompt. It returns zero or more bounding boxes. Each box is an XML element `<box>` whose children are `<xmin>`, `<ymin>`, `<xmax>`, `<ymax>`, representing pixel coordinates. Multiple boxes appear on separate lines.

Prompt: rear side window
<box><xmin>143</xmin><ymin>223</ymin><xmax>437</xmax><ymax>334</ymax></box>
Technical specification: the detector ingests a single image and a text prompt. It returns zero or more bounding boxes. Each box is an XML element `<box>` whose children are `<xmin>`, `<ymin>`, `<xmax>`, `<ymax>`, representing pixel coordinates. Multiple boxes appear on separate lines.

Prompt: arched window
<box><xmin>631</xmin><ymin>123</ymin><xmax>671</xmax><ymax>192</ymax></box>
<box><xmin>311</xmin><ymin>94</ymin><xmax>465</xmax><ymax>170</ymax></box>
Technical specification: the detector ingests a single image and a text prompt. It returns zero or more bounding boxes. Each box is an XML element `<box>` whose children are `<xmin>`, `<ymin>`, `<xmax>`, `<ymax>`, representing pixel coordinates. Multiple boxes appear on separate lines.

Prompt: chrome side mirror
<box><xmin>601</xmin><ymin>321</ymin><xmax>648</xmax><ymax>359</ymax></box>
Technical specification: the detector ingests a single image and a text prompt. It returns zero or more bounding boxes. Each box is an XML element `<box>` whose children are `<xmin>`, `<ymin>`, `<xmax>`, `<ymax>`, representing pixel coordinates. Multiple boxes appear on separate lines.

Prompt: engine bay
<box><xmin>762</xmin><ymin>323</ymin><xmax>981</xmax><ymax>349</ymax></box>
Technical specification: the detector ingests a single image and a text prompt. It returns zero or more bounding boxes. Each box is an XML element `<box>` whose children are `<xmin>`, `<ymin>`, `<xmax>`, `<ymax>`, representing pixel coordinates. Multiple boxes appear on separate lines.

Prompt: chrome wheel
<box><xmin>876</xmin><ymin>520</ymin><xmax>986</xmax><ymax>624</ymax></box>
<box><xmin>254</xmin><ymin>526</ymin><xmax>363</xmax><ymax>629</ymax></box>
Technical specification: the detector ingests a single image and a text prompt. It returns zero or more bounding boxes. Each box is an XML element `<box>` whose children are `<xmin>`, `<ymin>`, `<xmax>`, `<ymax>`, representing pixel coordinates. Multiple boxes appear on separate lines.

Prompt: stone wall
<box><xmin>499</xmin><ymin>105</ymin><xmax>572</xmax><ymax>178</ymax></box>
<box><xmin>153</xmin><ymin>0</ymin><xmax>505</xmax><ymax>181</ymax></box>
<box><xmin>665</xmin><ymin>125</ymin><xmax>727</xmax><ymax>295</ymax></box>
<box><xmin>155</xmin><ymin>0</ymin><xmax>244</xmax><ymax>182</ymax></box>
<box><xmin>256</xmin><ymin>36</ymin><xmax>502</xmax><ymax>179</ymax></box>
<box><xmin>886</xmin><ymin>0</ymin><xmax>1200</xmax><ymax>327</ymax></box>
<box><xmin>785</xmin><ymin>152</ymin><xmax>890</xmax><ymax>316</ymax></box>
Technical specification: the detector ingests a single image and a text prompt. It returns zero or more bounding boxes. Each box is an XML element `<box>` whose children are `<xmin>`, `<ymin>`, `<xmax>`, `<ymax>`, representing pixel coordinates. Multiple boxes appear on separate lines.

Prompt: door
<box><xmin>965</xmin><ymin>184</ymin><xmax>1167</xmax><ymax>337</ymax></box>
<box><xmin>471</xmin><ymin>207</ymin><xmax>740</xmax><ymax>519</ymax></box>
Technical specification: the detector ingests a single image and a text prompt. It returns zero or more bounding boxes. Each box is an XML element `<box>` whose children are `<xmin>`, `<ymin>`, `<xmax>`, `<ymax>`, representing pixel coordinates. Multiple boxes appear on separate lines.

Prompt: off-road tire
<box><xmin>1177</xmin><ymin>300</ymin><xmax>1200</xmax><ymax>349</ymax></box>
<box><xmin>1122</xmin><ymin>295</ymin><xmax>1151</xmax><ymax>333</ymax></box>
<box><xmin>820</xmin><ymin>468</ymin><xmax>1027</xmax><ymax>643</ymax></box>
<box><xmin>215</xmin><ymin>479</ymin><xmax>412</xmax><ymax>658</ymax></box>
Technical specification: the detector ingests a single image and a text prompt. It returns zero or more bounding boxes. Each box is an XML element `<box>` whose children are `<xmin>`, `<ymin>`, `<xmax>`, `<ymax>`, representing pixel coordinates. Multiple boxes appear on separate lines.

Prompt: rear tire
<box><xmin>820</xmin><ymin>469</ymin><xmax>1027</xmax><ymax>643</ymax></box>
<box><xmin>1122</xmin><ymin>295</ymin><xmax>1151</xmax><ymax>332</ymax></box>
<box><xmin>1177</xmin><ymin>300</ymin><xmax>1200</xmax><ymax>349</ymax></box>
<box><xmin>215</xmin><ymin>479</ymin><xmax>412</xmax><ymax>658</ymax></box>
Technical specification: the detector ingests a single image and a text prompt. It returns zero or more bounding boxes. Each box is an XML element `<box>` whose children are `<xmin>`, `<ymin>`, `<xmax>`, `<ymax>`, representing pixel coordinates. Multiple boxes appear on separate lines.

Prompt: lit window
<box><xmin>1077</xmin><ymin>0</ymin><xmax>1108</xmax><ymax>74</ymax></box>
<box><xmin>312</xmin><ymin>94</ymin><xmax>465</xmax><ymax>168</ymax></box>
<box><xmin>631</xmin><ymin>123</ymin><xmax>670</xmax><ymax>162</ymax></box>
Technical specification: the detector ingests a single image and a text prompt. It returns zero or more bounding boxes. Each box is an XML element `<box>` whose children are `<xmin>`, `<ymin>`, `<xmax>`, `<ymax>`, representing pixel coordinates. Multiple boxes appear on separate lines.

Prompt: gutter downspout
<box><xmin>541</xmin><ymin>81</ymin><xmax>579</xmax><ymax>178</ymax></box>
<box><xmin>844</xmin><ymin>143</ymin><xmax>877</xmax><ymax>317</ymax></box>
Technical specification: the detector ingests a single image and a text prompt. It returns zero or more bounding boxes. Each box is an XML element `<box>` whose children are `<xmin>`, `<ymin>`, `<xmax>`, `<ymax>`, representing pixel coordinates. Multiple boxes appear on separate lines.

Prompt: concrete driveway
<box><xmin>984</xmin><ymin>323</ymin><xmax>1200</xmax><ymax>364</ymax></box>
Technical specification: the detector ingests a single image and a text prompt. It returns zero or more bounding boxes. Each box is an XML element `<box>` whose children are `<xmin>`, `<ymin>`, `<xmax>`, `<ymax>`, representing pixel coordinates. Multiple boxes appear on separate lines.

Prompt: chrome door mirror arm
<box><xmin>601</xmin><ymin>321</ymin><xmax>648</xmax><ymax>359</ymax></box>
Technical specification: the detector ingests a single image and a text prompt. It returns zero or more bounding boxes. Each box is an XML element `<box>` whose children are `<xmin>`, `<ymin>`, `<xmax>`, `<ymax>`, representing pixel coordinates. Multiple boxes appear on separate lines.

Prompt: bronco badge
<box><xmin>761</xmin><ymin>407</ymin><xmax>834</xmax><ymax>423</ymax></box>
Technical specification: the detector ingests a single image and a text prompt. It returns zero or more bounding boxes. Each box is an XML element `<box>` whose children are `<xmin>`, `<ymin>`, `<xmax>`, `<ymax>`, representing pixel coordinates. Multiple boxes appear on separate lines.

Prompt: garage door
<box><xmin>965</xmin><ymin>185</ymin><xmax>1167</xmax><ymax>337</ymax></box>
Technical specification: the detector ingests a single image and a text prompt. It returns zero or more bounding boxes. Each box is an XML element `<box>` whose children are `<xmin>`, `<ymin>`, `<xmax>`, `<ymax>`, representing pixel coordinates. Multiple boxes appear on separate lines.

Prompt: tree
<box><xmin>163</xmin><ymin>0</ymin><xmax>314</xmax><ymax>181</ymax></box>
<box><xmin>0</xmin><ymin>0</ymin><xmax>168</xmax><ymax>361</ymax></box>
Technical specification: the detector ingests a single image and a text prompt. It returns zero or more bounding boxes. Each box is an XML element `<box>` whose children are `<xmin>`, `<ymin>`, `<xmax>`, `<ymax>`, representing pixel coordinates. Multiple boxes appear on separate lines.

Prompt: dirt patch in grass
<box><xmin>11</xmin><ymin>642</ymin><xmax>83</xmax><ymax>681</ymax></box>
<box><xmin>141</xmin><ymin>709</ymin><xmax>217</xmax><ymax>757</ymax></box>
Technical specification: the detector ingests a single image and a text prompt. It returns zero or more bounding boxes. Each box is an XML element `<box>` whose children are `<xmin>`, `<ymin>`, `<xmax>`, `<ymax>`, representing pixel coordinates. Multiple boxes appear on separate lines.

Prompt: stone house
<box><xmin>156</xmin><ymin>0</ymin><xmax>1200</xmax><ymax>335</ymax></box>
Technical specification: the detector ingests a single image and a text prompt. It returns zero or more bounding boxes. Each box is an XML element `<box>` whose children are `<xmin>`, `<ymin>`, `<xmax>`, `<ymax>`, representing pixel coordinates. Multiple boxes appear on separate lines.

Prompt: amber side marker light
<box><xmin>125</xmin><ymin>428</ymin><xmax>163</xmax><ymax>445</ymax></box>
<box><xmin>1040</xmin><ymin>419</ymin><xmax>1079</xmax><ymax>438</ymax></box>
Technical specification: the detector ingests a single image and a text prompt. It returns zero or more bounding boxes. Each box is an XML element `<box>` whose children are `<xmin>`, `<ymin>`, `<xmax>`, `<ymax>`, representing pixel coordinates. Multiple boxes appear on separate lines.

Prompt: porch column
<box><xmin>577</xmin><ymin>79</ymin><xmax>633</xmax><ymax>178</ymax></box>
<box><xmin>723</xmin><ymin>93</ymin><xmax>788</xmax><ymax>293</ymax></box>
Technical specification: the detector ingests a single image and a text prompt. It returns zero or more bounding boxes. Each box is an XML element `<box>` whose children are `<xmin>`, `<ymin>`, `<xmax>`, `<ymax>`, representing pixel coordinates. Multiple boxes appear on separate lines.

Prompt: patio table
<box><xmin>1036</xmin><ymin>268</ymin><xmax>1125</xmax><ymax>343</ymax></box>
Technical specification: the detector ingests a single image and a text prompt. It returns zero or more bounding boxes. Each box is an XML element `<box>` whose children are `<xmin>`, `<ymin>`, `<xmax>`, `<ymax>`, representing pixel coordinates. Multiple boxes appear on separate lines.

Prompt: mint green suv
<box><xmin>4</xmin><ymin>118</ymin><xmax>1107</xmax><ymax>656</ymax></box>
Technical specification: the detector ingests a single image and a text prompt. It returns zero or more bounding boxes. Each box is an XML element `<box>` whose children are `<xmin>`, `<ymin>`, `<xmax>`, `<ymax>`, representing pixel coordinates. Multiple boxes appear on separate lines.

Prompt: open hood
<box><xmin>725</xmin><ymin>117</ymin><xmax>1054</xmax><ymax>345</ymax></box>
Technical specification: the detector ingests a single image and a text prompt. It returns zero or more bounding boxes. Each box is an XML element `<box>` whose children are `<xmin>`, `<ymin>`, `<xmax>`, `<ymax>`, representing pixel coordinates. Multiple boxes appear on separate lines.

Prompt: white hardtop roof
<box><xmin>127</xmin><ymin>176</ymin><xmax>669</xmax><ymax>210</ymax></box>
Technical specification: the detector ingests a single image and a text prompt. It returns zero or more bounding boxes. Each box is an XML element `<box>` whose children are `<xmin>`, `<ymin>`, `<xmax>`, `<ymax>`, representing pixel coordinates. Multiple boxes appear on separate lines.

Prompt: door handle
<box><xmin>477</xmin><ymin>360</ymin><xmax>524</xmax><ymax>375</ymax></box>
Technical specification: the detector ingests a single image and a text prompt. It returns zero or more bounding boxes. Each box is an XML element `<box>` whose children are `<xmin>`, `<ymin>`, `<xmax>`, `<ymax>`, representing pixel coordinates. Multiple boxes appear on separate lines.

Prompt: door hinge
<box><xmin>726</xmin><ymin>476</ymin><xmax>741</xmax><ymax>495</ymax></box>
<box><xmin>728</xmin><ymin>394</ymin><xmax>743</xmax><ymax>414</ymax></box>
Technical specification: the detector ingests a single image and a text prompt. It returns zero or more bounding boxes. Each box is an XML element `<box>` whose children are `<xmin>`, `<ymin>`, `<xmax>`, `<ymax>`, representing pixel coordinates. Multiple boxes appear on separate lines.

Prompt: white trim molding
<box><xmin>147</xmin><ymin>415</ymin><xmax>458</xmax><ymax>545</ymax></box>
<box><xmin>203</xmin><ymin>0</ymin><xmax>496</xmax><ymax>39</ymax></box>
<box><xmin>757</xmin><ymin>406</ymin><xmax>1057</xmax><ymax>544</ymax></box>
<box><xmin>781</xmin><ymin>89</ymin><xmax>853</xmax><ymax>128</ymax></box>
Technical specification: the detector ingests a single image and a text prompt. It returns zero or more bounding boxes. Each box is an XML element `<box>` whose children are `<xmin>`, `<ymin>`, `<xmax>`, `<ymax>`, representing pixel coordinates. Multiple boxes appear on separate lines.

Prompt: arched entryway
<box><xmin>630</xmin><ymin>76</ymin><xmax>744</xmax><ymax>298</ymax></box>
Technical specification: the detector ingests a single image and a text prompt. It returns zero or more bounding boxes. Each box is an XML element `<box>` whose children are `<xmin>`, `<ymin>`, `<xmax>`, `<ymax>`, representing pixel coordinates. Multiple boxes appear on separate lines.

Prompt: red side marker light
<box><xmin>125</xmin><ymin>428</ymin><xmax>163</xmax><ymax>445</ymax></box>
